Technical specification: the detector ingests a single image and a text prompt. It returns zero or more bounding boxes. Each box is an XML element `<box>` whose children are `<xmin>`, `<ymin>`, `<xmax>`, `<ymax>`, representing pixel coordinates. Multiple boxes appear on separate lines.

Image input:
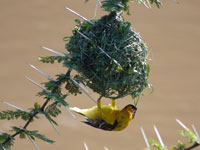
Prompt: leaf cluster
<box><xmin>85</xmin><ymin>0</ymin><xmax>162</xmax><ymax>15</ymax></box>
<box><xmin>0</xmin><ymin>133</ymin><xmax>13</xmax><ymax>150</ymax></box>
<box><xmin>0</xmin><ymin>110</ymin><xmax>31</xmax><ymax>121</ymax></box>
<box><xmin>172</xmin><ymin>141</ymin><xmax>186</xmax><ymax>150</ymax></box>
<box><xmin>11</xmin><ymin>127</ymin><xmax>54</xmax><ymax>144</ymax></box>
<box><xmin>136</xmin><ymin>0</ymin><xmax>162</xmax><ymax>8</ymax></box>
<box><xmin>39</xmin><ymin>56</ymin><xmax>64</xmax><ymax>64</ymax></box>
<box><xmin>178</xmin><ymin>129</ymin><xmax>200</xmax><ymax>144</ymax></box>
<box><xmin>149</xmin><ymin>0</ymin><xmax>162</xmax><ymax>8</ymax></box>
<box><xmin>148</xmin><ymin>128</ymin><xmax>200</xmax><ymax>150</ymax></box>
<box><xmin>148</xmin><ymin>138</ymin><xmax>167</xmax><ymax>150</ymax></box>
<box><xmin>101</xmin><ymin>0</ymin><xmax>132</xmax><ymax>15</ymax></box>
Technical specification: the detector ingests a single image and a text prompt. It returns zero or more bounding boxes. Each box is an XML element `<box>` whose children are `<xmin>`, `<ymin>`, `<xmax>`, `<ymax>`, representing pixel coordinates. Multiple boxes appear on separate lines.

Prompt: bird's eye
<box><xmin>128</xmin><ymin>107</ymin><xmax>134</xmax><ymax>112</ymax></box>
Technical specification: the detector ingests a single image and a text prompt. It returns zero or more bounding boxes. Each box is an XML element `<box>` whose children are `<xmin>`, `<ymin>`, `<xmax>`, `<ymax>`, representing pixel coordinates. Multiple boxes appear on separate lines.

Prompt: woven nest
<box><xmin>64</xmin><ymin>12</ymin><xmax>150</xmax><ymax>99</ymax></box>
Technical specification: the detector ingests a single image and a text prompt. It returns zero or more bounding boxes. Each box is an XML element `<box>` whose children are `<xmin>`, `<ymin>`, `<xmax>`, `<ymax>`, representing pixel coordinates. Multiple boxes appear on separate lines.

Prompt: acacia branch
<box><xmin>2</xmin><ymin>69</ymin><xmax>71</xmax><ymax>146</ymax></box>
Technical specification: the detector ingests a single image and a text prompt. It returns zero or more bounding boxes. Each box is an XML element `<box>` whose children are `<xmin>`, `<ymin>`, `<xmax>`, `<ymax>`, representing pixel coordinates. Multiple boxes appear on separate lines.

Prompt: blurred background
<box><xmin>0</xmin><ymin>0</ymin><xmax>200</xmax><ymax>149</ymax></box>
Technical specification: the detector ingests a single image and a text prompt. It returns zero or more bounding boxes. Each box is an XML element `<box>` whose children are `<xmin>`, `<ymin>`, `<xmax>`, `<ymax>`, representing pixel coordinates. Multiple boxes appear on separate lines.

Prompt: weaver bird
<box><xmin>70</xmin><ymin>99</ymin><xmax>137</xmax><ymax>131</ymax></box>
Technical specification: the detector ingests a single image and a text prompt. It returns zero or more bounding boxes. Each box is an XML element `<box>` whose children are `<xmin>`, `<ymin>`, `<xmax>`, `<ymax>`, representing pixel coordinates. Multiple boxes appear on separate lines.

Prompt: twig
<box><xmin>185</xmin><ymin>143</ymin><xmax>200</xmax><ymax>150</ymax></box>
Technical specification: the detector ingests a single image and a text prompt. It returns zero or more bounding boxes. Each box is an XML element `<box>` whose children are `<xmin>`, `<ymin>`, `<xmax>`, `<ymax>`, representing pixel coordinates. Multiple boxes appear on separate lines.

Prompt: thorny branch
<box><xmin>2</xmin><ymin>69</ymin><xmax>71</xmax><ymax>146</ymax></box>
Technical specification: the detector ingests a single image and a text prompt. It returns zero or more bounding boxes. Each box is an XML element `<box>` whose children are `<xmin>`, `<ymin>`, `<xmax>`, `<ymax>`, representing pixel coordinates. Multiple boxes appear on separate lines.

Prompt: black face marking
<box><xmin>82</xmin><ymin>117</ymin><xmax>118</xmax><ymax>131</ymax></box>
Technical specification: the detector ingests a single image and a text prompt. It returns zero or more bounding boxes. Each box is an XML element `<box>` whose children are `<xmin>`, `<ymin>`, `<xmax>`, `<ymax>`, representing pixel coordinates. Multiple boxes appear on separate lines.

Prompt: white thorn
<box><xmin>160</xmin><ymin>0</ymin><xmax>163</xmax><ymax>6</ymax></box>
<box><xmin>154</xmin><ymin>126</ymin><xmax>165</xmax><ymax>148</ymax></box>
<box><xmin>117</xmin><ymin>3</ymin><xmax>124</xmax><ymax>8</ymax></box>
<box><xmin>2</xmin><ymin>147</ymin><xmax>6</xmax><ymax>150</ymax></box>
<box><xmin>3</xmin><ymin>102</ymin><xmax>25</xmax><ymax>112</ymax></box>
<box><xmin>97</xmin><ymin>0</ymin><xmax>102</xmax><ymax>6</ymax></box>
<box><xmin>176</xmin><ymin>119</ymin><xmax>189</xmax><ymax>131</ymax></box>
<box><xmin>140</xmin><ymin>127</ymin><xmax>150</xmax><ymax>148</ymax></box>
<box><xmin>77</xmin><ymin>30</ymin><xmax>91</xmax><ymax>41</ymax></box>
<box><xmin>65</xmin><ymin>7</ymin><xmax>94</xmax><ymax>25</ymax></box>
<box><xmin>29</xmin><ymin>64</ymin><xmax>56</xmax><ymax>82</ymax></box>
<box><xmin>41</xmin><ymin>46</ymin><xmax>65</xmax><ymax>57</ymax></box>
<box><xmin>0</xmin><ymin>146</ymin><xmax>6</xmax><ymax>150</ymax></box>
<box><xmin>94</xmin><ymin>0</ymin><xmax>98</xmax><ymax>19</ymax></box>
<box><xmin>97</xmin><ymin>46</ymin><xmax>112</xmax><ymax>59</ymax></box>
<box><xmin>142</xmin><ymin>1</ymin><xmax>149</xmax><ymax>8</ymax></box>
<box><xmin>70</xmin><ymin>77</ymin><xmax>96</xmax><ymax>104</ymax></box>
<box><xmin>146</xmin><ymin>0</ymin><xmax>151</xmax><ymax>8</ymax></box>
<box><xmin>131</xmin><ymin>29</ymin><xmax>143</xmax><ymax>40</ymax></box>
<box><xmin>70</xmin><ymin>77</ymin><xmax>89</xmax><ymax>94</ymax></box>
<box><xmin>49</xmin><ymin>120</ymin><xmax>60</xmax><ymax>135</ymax></box>
<box><xmin>104</xmin><ymin>147</ymin><xmax>109</xmax><ymax>150</ymax></box>
<box><xmin>77</xmin><ymin>31</ymin><xmax>113</xmax><ymax>59</ymax></box>
<box><xmin>192</xmin><ymin>124</ymin><xmax>200</xmax><ymax>140</ymax></box>
<box><xmin>83</xmin><ymin>142</ymin><xmax>89</xmax><ymax>150</ymax></box>
<box><xmin>0</xmin><ymin>129</ymin><xmax>5</xmax><ymax>133</ymax></box>
<box><xmin>28</xmin><ymin>135</ymin><xmax>39</xmax><ymax>150</ymax></box>
<box><xmin>25</xmin><ymin>76</ymin><xmax>48</xmax><ymax>92</ymax></box>
<box><xmin>64</xmin><ymin>106</ymin><xmax>76</xmax><ymax>119</ymax></box>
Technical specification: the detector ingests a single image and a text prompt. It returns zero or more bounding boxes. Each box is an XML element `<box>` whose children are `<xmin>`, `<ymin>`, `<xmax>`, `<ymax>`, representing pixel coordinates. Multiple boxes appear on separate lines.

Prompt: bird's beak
<box><xmin>132</xmin><ymin>109</ymin><xmax>137</xmax><ymax>119</ymax></box>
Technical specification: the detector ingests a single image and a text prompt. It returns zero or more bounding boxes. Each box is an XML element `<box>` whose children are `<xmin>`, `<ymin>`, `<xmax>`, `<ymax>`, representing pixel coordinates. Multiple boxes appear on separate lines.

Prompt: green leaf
<box><xmin>0</xmin><ymin>133</ymin><xmax>11</xmax><ymax>144</ymax></box>
<box><xmin>34</xmin><ymin>102</ymin><xmax>41</xmax><ymax>109</ymax></box>
<box><xmin>19</xmin><ymin>132</ymin><xmax>26</xmax><ymax>139</ymax></box>
<box><xmin>171</xmin><ymin>141</ymin><xmax>186</xmax><ymax>150</ymax></box>
<box><xmin>148</xmin><ymin>138</ymin><xmax>167</xmax><ymax>150</ymax></box>
<box><xmin>0</xmin><ymin>132</ymin><xmax>14</xmax><ymax>149</ymax></box>
<box><xmin>149</xmin><ymin>0</ymin><xmax>162</xmax><ymax>8</ymax></box>
<box><xmin>45</xmin><ymin>103</ymin><xmax>61</xmax><ymax>118</ymax></box>
<box><xmin>25</xmin><ymin>130</ymin><xmax>54</xmax><ymax>144</ymax></box>
<box><xmin>178</xmin><ymin>129</ymin><xmax>197</xmax><ymax>144</ymax></box>
<box><xmin>39</xmin><ymin>56</ymin><xmax>64</xmax><ymax>64</ymax></box>
<box><xmin>37</xmin><ymin>109</ymin><xmax>58</xmax><ymax>126</ymax></box>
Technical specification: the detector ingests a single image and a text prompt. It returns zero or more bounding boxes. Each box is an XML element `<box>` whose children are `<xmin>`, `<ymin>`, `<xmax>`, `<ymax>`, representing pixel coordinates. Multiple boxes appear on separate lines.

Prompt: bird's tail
<box><xmin>70</xmin><ymin>107</ymin><xmax>88</xmax><ymax>116</ymax></box>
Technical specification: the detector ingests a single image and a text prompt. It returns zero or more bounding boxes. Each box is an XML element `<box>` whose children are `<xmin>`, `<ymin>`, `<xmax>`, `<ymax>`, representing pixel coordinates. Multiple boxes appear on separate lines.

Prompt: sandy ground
<box><xmin>0</xmin><ymin>0</ymin><xmax>200</xmax><ymax>150</ymax></box>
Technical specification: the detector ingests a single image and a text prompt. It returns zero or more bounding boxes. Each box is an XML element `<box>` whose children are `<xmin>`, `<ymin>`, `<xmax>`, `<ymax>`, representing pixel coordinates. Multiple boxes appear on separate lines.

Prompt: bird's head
<box><xmin>122</xmin><ymin>104</ymin><xmax>137</xmax><ymax>119</ymax></box>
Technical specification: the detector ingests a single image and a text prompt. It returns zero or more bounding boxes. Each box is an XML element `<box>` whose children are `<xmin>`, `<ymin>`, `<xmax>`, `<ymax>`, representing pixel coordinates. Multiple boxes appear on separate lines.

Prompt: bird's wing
<box><xmin>82</xmin><ymin>117</ymin><xmax>118</xmax><ymax>131</ymax></box>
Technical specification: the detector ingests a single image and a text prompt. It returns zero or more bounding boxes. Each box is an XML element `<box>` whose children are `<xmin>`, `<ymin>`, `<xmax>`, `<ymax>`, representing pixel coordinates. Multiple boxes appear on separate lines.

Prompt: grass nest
<box><xmin>64</xmin><ymin>12</ymin><xmax>150</xmax><ymax>99</ymax></box>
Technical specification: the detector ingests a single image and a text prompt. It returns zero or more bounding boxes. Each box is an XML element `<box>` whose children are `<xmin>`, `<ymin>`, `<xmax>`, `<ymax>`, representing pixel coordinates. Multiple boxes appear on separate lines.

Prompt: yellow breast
<box><xmin>113</xmin><ymin>111</ymin><xmax>133</xmax><ymax>131</ymax></box>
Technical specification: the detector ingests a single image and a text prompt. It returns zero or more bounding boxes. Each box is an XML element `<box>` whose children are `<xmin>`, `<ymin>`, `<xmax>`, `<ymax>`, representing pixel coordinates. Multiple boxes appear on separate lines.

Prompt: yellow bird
<box><xmin>70</xmin><ymin>99</ymin><xmax>137</xmax><ymax>131</ymax></box>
